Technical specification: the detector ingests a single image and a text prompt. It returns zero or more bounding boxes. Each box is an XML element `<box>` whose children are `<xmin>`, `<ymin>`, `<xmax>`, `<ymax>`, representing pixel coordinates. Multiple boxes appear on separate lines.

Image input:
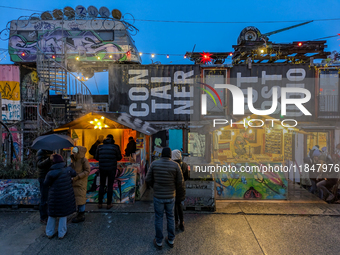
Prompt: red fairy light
<box><xmin>127</xmin><ymin>51</ymin><xmax>131</xmax><ymax>56</ymax></box>
<box><xmin>21</xmin><ymin>52</ymin><xmax>25</xmax><ymax>57</ymax></box>
<box><xmin>298</xmin><ymin>42</ymin><xmax>303</xmax><ymax>46</ymax></box>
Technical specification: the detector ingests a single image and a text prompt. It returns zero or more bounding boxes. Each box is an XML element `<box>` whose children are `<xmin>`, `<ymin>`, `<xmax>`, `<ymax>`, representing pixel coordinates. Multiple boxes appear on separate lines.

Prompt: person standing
<box><xmin>125</xmin><ymin>136</ymin><xmax>137</xmax><ymax>157</ymax></box>
<box><xmin>171</xmin><ymin>149</ymin><xmax>189</xmax><ymax>231</ymax></box>
<box><xmin>36</xmin><ymin>149</ymin><xmax>53</xmax><ymax>224</ymax></box>
<box><xmin>89</xmin><ymin>135</ymin><xmax>104</xmax><ymax>157</ymax></box>
<box><xmin>44</xmin><ymin>154</ymin><xmax>76</xmax><ymax>239</ymax></box>
<box><xmin>95</xmin><ymin>134</ymin><xmax>122</xmax><ymax>209</ymax></box>
<box><xmin>146</xmin><ymin>147</ymin><xmax>184</xmax><ymax>250</ymax></box>
<box><xmin>70</xmin><ymin>146</ymin><xmax>91</xmax><ymax>223</ymax></box>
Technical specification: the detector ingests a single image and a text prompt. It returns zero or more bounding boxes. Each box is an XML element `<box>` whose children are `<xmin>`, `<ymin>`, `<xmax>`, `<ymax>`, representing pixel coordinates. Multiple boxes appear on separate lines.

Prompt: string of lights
<box><xmin>0</xmin><ymin>5</ymin><xmax>340</xmax><ymax>24</ymax></box>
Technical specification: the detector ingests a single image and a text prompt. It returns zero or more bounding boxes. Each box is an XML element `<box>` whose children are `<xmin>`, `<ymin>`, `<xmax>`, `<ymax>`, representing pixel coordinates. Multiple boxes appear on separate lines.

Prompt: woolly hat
<box><xmin>52</xmin><ymin>154</ymin><xmax>64</xmax><ymax>164</ymax></box>
<box><xmin>312</xmin><ymin>150</ymin><xmax>321</xmax><ymax>157</ymax></box>
<box><xmin>161</xmin><ymin>147</ymin><xmax>172</xmax><ymax>158</ymax></box>
<box><xmin>171</xmin><ymin>149</ymin><xmax>182</xmax><ymax>160</ymax></box>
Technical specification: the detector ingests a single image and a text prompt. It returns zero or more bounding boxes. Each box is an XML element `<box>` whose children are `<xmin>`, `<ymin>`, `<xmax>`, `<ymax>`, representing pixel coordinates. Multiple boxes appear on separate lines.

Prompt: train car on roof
<box><xmin>8</xmin><ymin>8</ymin><xmax>141</xmax><ymax>74</ymax></box>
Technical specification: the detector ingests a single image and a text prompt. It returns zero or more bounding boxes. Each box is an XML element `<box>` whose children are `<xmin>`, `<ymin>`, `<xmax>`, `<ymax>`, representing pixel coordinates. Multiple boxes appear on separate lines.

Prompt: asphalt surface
<box><xmin>1</xmin><ymin>209</ymin><xmax>340</xmax><ymax>255</ymax></box>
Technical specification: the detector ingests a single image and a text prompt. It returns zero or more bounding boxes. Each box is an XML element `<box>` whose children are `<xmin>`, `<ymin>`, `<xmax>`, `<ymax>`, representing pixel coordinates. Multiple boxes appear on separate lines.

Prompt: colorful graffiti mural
<box><xmin>215</xmin><ymin>162</ymin><xmax>287</xmax><ymax>200</ymax></box>
<box><xmin>86</xmin><ymin>160</ymin><xmax>138</xmax><ymax>204</ymax></box>
<box><xmin>9</xmin><ymin>28</ymin><xmax>125</xmax><ymax>62</ymax></box>
<box><xmin>0</xmin><ymin>65</ymin><xmax>21</xmax><ymax>121</ymax></box>
<box><xmin>0</xmin><ymin>179</ymin><xmax>40</xmax><ymax>205</ymax></box>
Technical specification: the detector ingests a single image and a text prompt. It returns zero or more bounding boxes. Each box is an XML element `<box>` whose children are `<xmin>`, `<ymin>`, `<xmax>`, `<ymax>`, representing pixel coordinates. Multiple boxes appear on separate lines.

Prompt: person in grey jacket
<box><xmin>146</xmin><ymin>147</ymin><xmax>184</xmax><ymax>250</ymax></box>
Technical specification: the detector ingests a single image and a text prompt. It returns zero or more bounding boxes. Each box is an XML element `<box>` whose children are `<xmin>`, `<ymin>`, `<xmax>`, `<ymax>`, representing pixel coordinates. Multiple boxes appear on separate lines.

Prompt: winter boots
<box><xmin>72</xmin><ymin>212</ymin><xmax>85</xmax><ymax>223</ymax></box>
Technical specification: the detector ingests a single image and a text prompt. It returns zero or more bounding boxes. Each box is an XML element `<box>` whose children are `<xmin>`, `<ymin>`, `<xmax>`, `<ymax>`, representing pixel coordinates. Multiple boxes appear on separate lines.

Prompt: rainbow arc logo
<box><xmin>197</xmin><ymin>82</ymin><xmax>223</xmax><ymax>115</ymax></box>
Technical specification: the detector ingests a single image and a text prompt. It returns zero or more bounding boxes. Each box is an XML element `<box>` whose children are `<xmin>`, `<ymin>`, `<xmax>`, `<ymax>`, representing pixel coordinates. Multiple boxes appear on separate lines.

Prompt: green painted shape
<box><xmin>199</xmin><ymin>87</ymin><xmax>217</xmax><ymax>106</ymax></box>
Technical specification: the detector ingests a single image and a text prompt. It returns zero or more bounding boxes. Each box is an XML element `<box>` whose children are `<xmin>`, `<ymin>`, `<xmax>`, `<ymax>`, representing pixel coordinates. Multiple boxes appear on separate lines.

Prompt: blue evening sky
<box><xmin>1</xmin><ymin>0</ymin><xmax>339</xmax><ymax>94</ymax></box>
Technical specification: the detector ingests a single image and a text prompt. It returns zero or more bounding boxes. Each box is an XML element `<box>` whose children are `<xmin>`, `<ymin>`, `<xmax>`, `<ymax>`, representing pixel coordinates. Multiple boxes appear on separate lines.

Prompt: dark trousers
<box><xmin>98</xmin><ymin>170</ymin><xmax>115</xmax><ymax>205</ymax></box>
<box><xmin>175</xmin><ymin>200</ymin><xmax>184</xmax><ymax>224</ymax></box>
<box><xmin>38</xmin><ymin>178</ymin><xmax>49</xmax><ymax>220</ymax></box>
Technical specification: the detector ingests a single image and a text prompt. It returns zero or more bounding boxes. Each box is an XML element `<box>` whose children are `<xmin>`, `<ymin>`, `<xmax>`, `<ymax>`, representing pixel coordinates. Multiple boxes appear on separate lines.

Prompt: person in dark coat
<box><xmin>171</xmin><ymin>149</ymin><xmax>188</xmax><ymax>231</ymax></box>
<box><xmin>125</xmin><ymin>137</ymin><xmax>137</xmax><ymax>157</ymax></box>
<box><xmin>44</xmin><ymin>154</ymin><xmax>77</xmax><ymax>239</ymax></box>
<box><xmin>95</xmin><ymin>134</ymin><xmax>122</xmax><ymax>209</ymax></box>
<box><xmin>89</xmin><ymin>135</ymin><xmax>104</xmax><ymax>157</ymax></box>
<box><xmin>36</xmin><ymin>149</ymin><xmax>53</xmax><ymax>224</ymax></box>
<box><xmin>146</xmin><ymin>147</ymin><xmax>184</xmax><ymax>250</ymax></box>
<box><xmin>316</xmin><ymin>155</ymin><xmax>338</xmax><ymax>202</ymax></box>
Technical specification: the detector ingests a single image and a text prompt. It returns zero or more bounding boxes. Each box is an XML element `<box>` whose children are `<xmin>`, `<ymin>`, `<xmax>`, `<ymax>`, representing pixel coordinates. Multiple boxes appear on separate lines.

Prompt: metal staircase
<box><xmin>36</xmin><ymin>50</ymin><xmax>93</xmax><ymax>124</ymax></box>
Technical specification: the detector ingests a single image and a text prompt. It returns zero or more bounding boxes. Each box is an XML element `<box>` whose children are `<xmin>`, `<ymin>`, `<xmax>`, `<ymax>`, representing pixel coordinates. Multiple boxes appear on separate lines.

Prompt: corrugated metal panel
<box><xmin>108</xmin><ymin>64</ymin><xmax>200</xmax><ymax>121</ymax></box>
<box><xmin>229</xmin><ymin>64</ymin><xmax>315</xmax><ymax>121</ymax></box>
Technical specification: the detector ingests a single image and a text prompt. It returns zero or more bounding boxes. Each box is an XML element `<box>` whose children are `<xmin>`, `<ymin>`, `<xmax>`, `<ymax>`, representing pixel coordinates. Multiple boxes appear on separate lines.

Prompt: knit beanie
<box><xmin>161</xmin><ymin>147</ymin><xmax>172</xmax><ymax>158</ymax></box>
<box><xmin>171</xmin><ymin>149</ymin><xmax>182</xmax><ymax>160</ymax></box>
<box><xmin>52</xmin><ymin>154</ymin><xmax>64</xmax><ymax>164</ymax></box>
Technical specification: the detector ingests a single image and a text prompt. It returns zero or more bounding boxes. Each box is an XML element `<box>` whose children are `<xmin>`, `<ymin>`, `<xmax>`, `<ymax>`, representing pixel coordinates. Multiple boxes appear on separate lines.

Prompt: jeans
<box><xmin>317</xmin><ymin>180</ymin><xmax>332</xmax><ymax>199</ymax></box>
<box><xmin>38</xmin><ymin>178</ymin><xmax>49</xmax><ymax>221</ymax></box>
<box><xmin>46</xmin><ymin>216</ymin><xmax>67</xmax><ymax>238</ymax></box>
<box><xmin>78</xmin><ymin>204</ymin><xmax>85</xmax><ymax>212</ymax></box>
<box><xmin>98</xmin><ymin>170</ymin><xmax>116</xmax><ymax>205</ymax></box>
<box><xmin>175</xmin><ymin>200</ymin><xmax>184</xmax><ymax>224</ymax></box>
<box><xmin>153</xmin><ymin>197</ymin><xmax>175</xmax><ymax>245</ymax></box>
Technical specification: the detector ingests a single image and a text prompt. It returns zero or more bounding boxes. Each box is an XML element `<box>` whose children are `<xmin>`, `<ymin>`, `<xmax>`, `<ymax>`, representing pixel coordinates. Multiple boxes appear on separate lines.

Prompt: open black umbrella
<box><xmin>31</xmin><ymin>134</ymin><xmax>74</xmax><ymax>150</ymax></box>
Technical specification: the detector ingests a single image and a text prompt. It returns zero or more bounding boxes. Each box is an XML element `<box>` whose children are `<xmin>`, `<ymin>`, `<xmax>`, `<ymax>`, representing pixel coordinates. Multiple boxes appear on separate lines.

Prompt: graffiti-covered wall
<box><xmin>8</xmin><ymin>20</ymin><xmax>140</xmax><ymax>64</ymax></box>
<box><xmin>0</xmin><ymin>65</ymin><xmax>21</xmax><ymax>121</ymax></box>
<box><xmin>0</xmin><ymin>179</ymin><xmax>40</xmax><ymax>205</ymax></box>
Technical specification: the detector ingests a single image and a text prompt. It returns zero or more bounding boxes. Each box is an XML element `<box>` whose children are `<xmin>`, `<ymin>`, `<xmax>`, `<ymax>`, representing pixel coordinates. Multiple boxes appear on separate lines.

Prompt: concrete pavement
<box><xmin>1</xmin><ymin>203</ymin><xmax>340</xmax><ymax>255</ymax></box>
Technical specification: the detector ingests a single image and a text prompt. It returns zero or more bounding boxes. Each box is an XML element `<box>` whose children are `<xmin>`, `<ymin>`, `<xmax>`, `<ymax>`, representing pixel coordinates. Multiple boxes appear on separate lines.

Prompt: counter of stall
<box><xmin>53</xmin><ymin>112</ymin><xmax>154</xmax><ymax>204</ymax></box>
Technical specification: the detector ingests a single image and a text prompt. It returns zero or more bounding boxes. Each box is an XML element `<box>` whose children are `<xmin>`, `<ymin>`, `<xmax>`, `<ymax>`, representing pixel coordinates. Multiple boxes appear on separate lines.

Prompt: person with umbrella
<box><xmin>70</xmin><ymin>146</ymin><xmax>91</xmax><ymax>223</ymax></box>
<box><xmin>44</xmin><ymin>154</ymin><xmax>77</xmax><ymax>239</ymax></box>
<box><xmin>36</xmin><ymin>149</ymin><xmax>53</xmax><ymax>224</ymax></box>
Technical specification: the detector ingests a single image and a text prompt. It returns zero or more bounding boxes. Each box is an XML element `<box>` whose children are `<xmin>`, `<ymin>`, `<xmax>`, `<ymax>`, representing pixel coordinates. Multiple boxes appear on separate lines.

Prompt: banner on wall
<box><xmin>0</xmin><ymin>65</ymin><xmax>21</xmax><ymax>121</ymax></box>
<box><xmin>108</xmin><ymin>64</ymin><xmax>200</xmax><ymax>121</ymax></box>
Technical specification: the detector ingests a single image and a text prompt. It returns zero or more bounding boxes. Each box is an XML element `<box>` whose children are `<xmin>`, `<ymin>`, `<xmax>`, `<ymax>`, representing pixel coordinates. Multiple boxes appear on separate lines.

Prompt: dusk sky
<box><xmin>1</xmin><ymin>0</ymin><xmax>339</xmax><ymax>94</ymax></box>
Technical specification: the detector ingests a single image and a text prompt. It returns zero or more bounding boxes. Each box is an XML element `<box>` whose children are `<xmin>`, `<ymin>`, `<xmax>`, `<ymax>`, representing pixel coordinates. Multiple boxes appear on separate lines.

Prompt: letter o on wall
<box><xmin>287</xmin><ymin>68</ymin><xmax>306</xmax><ymax>81</ymax></box>
<box><xmin>129</xmin><ymin>87</ymin><xmax>149</xmax><ymax>101</ymax></box>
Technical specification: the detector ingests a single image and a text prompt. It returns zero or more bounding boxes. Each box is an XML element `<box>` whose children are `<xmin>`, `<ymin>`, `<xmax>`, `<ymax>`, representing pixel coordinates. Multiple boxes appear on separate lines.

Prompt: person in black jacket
<box><xmin>125</xmin><ymin>137</ymin><xmax>137</xmax><ymax>157</ymax></box>
<box><xmin>44</xmin><ymin>154</ymin><xmax>76</xmax><ymax>239</ymax></box>
<box><xmin>146</xmin><ymin>147</ymin><xmax>184</xmax><ymax>250</ymax></box>
<box><xmin>36</xmin><ymin>149</ymin><xmax>53</xmax><ymax>224</ymax></box>
<box><xmin>95</xmin><ymin>134</ymin><xmax>122</xmax><ymax>209</ymax></box>
<box><xmin>89</xmin><ymin>135</ymin><xmax>104</xmax><ymax>157</ymax></box>
<box><xmin>171</xmin><ymin>149</ymin><xmax>188</xmax><ymax>231</ymax></box>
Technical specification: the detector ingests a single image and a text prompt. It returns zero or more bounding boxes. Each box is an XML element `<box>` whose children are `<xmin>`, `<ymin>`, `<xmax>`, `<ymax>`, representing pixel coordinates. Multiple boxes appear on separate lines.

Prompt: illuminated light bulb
<box><xmin>77</xmin><ymin>76</ymin><xmax>80</xmax><ymax>79</ymax></box>
<box><xmin>166</xmin><ymin>55</ymin><xmax>169</xmax><ymax>58</ymax></box>
<box><xmin>99</xmin><ymin>126</ymin><xmax>102</xmax><ymax>130</ymax></box>
<box><xmin>86</xmin><ymin>77</ymin><xmax>88</xmax><ymax>80</ymax></box>
<box><xmin>151</xmin><ymin>54</ymin><xmax>155</xmax><ymax>58</ymax></box>
<box><xmin>298</xmin><ymin>42</ymin><xmax>303</xmax><ymax>46</ymax></box>
<box><xmin>184</xmin><ymin>55</ymin><xmax>187</xmax><ymax>59</ymax></box>
<box><xmin>249</xmin><ymin>129</ymin><xmax>253</xmax><ymax>134</ymax></box>
<box><xmin>221</xmin><ymin>128</ymin><xmax>224</xmax><ymax>130</ymax></box>
<box><xmin>229</xmin><ymin>52</ymin><xmax>233</xmax><ymax>56</ymax></box>
<box><xmin>94</xmin><ymin>126</ymin><xmax>98</xmax><ymax>129</ymax></box>
<box><xmin>97</xmin><ymin>122</ymin><xmax>101</xmax><ymax>126</ymax></box>
<box><xmin>104</xmin><ymin>125</ymin><xmax>108</xmax><ymax>128</ymax></box>
<box><xmin>21</xmin><ymin>52</ymin><xmax>25</xmax><ymax>56</ymax></box>
<box><xmin>109</xmin><ymin>55</ymin><xmax>112</xmax><ymax>58</ymax></box>
<box><xmin>76</xmin><ymin>56</ymin><xmax>79</xmax><ymax>60</ymax></box>
<box><xmin>127</xmin><ymin>51</ymin><xmax>131</xmax><ymax>56</ymax></box>
<box><xmin>94</xmin><ymin>118</ymin><xmax>98</xmax><ymax>122</ymax></box>
<box><xmin>101</xmin><ymin>116</ymin><xmax>104</xmax><ymax>120</ymax></box>
<box><xmin>139</xmin><ymin>52</ymin><xmax>142</xmax><ymax>56</ymax></box>
<box><xmin>217</xmin><ymin>131</ymin><xmax>222</xmax><ymax>136</ymax></box>
<box><xmin>97</xmin><ymin>56</ymin><xmax>100</xmax><ymax>60</ymax></box>
<box><xmin>90</xmin><ymin>121</ymin><xmax>94</xmax><ymax>124</ymax></box>
<box><xmin>52</xmin><ymin>55</ymin><xmax>56</xmax><ymax>59</ymax></box>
